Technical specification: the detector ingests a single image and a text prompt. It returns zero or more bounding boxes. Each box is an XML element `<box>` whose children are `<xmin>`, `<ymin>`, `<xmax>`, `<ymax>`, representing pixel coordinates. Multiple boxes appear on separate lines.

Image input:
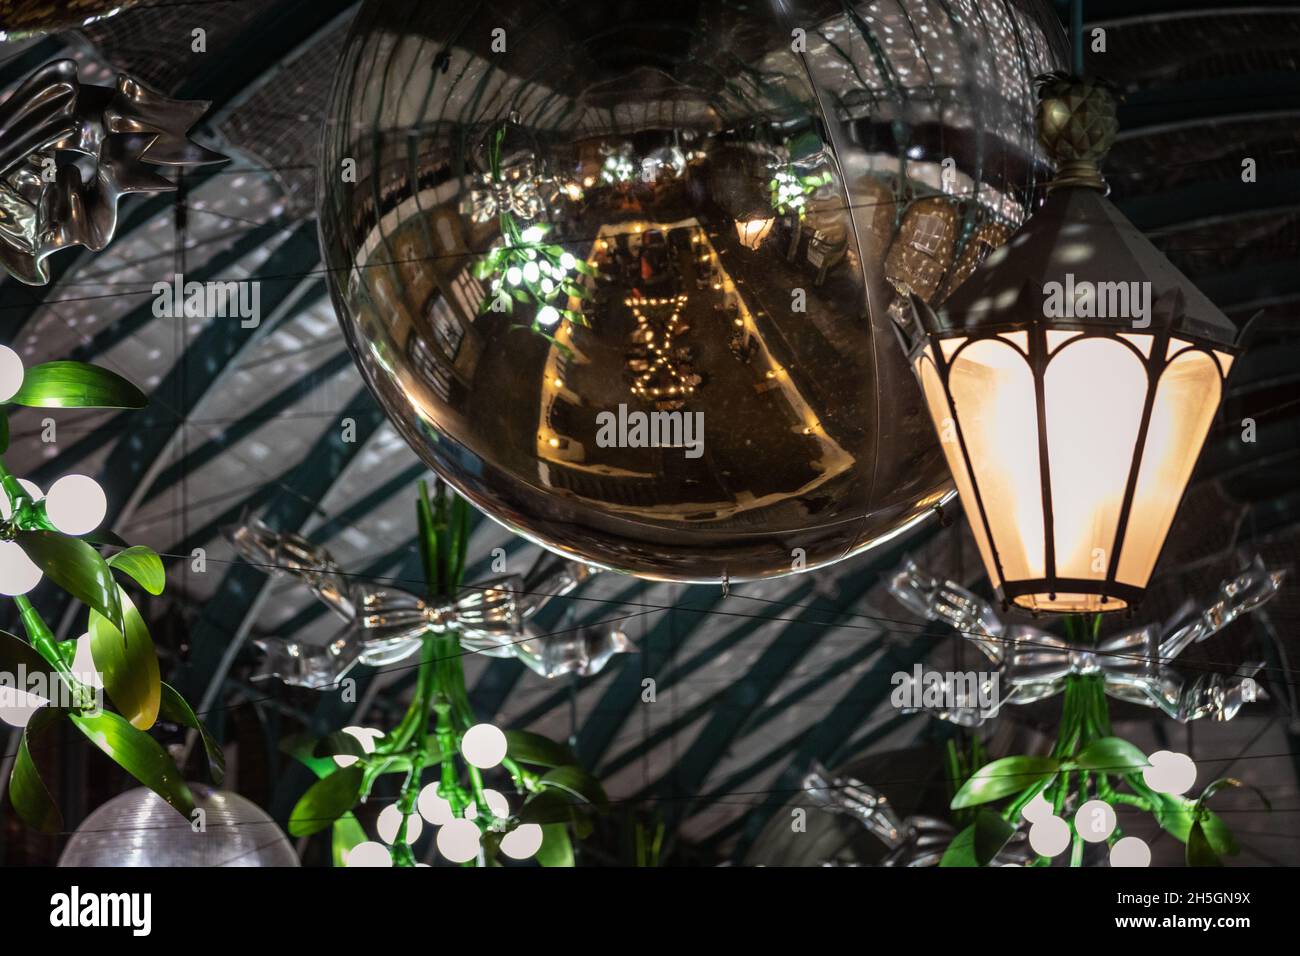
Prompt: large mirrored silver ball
<box><xmin>319</xmin><ymin>0</ymin><xmax>1067</xmax><ymax>581</ymax></box>
<box><xmin>58</xmin><ymin>785</ymin><xmax>299</xmax><ymax>867</ymax></box>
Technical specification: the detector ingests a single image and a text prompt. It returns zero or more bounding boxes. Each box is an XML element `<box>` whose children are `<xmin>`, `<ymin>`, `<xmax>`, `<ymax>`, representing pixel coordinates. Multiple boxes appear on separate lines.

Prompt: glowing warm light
<box><xmin>912</xmin><ymin>326</ymin><xmax>1231</xmax><ymax>613</ymax></box>
<box><xmin>734</xmin><ymin>217</ymin><xmax>775</xmax><ymax>251</ymax></box>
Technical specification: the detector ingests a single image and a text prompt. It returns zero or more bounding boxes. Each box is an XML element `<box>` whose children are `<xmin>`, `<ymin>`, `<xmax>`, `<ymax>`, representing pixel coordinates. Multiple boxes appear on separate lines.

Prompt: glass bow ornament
<box><xmin>318</xmin><ymin>0</ymin><xmax>1067</xmax><ymax>580</ymax></box>
<box><xmin>802</xmin><ymin>761</ymin><xmax>1030</xmax><ymax>867</ymax></box>
<box><xmin>0</xmin><ymin>59</ymin><xmax>227</xmax><ymax>284</ymax></box>
<box><xmin>889</xmin><ymin>557</ymin><xmax>1281</xmax><ymax>725</ymax></box>
<box><xmin>224</xmin><ymin>518</ymin><xmax>628</xmax><ymax>687</ymax></box>
<box><xmin>284</xmin><ymin>483</ymin><xmax>608</xmax><ymax>867</ymax></box>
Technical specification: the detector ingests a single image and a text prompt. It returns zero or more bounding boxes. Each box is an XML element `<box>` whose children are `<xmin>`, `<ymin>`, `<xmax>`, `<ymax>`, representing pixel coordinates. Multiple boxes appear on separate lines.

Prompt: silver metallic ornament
<box><xmin>888</xmin><ymin>557</ymin><xmax>1283</xmax><ymax>724</ymax></box>
<box><xmin>318</xmin><ymin>0</ymin><xmax>1067</xmax><ymax>581</ymax></box>
<box><xmin>0</xmin><ymin>59</ymin><xmax>226</xmax><ymax>284</ymax></box>
<box><xmin>224</xmin><ymin>518</ymin><xmax>627</xmax><ymax>687</ymax></box>
<box><xmin>57</xmin><ymin>784</ymin><xmax>298</xmax><ymax>867</ymax></box>
<box><xmin>803</xmin><ymin>762</ymin><xmax>1033</xmax><ymax>867</ymax></box>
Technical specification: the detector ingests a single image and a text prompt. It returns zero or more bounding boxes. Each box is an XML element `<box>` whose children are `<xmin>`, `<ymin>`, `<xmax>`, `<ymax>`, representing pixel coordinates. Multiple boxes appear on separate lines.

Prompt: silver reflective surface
<box><xmin>58</xmin><ymin>785</ymin><xmax>300</xmax><ymax>867</ymax></box>
<box><xmin>319</xmin><ymin>0</ymin><xmax>1067</xmax><ymax>581</ymax></box>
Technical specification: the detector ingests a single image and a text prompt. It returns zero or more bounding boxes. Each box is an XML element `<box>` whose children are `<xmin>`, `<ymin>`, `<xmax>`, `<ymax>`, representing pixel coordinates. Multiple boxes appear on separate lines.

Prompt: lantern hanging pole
<box><xmin>1071</xmin><ymin>0</ymin><xmax>1085</xmax><ymax>74</ymax></box>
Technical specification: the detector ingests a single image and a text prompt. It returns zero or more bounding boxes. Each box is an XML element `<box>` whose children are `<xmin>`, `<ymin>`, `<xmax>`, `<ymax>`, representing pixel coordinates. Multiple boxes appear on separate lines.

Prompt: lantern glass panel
<box><xmin>918</xmin><ymin>354</ymin><xmax>1001</xmax><ymax>587</ymax></box>
<box><xmin>1116</xmin><ymin>349</ymin><xmax>1223</xmax><ymax>586</ymax></box>
<box><xmin>1044</xmin><ymin>337</ymin><xmax>1148</xmax><ymax>594</ymax></box>
<box><xmin>946</xmin><ymin>338</ymin><xmax>1046</xmax><ymax>583</ymax></box>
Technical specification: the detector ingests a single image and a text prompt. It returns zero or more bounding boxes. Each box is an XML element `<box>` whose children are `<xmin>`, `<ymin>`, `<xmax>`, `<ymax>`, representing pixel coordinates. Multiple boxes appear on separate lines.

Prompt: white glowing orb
<box><xmin>1110</xmin><ymin>836</ymin><xmax>1152</xmax><ymax>867</ymax></box>
<box><xmin>1074</xmin><ymin>799</ymin><xmax>1117</xmax><ymax>843</ymax></box>
<box><xmin>1028</xmin><ymin>815</ymin><xmax>1071</xmax><ymax>857</ymax></box>
<box><xmin>417</xmin><ymin>783</ymin><xmax>454</xmax><ymax>825</ymax></box>
<box><xmin>1142</xmin><ymin>751</ymin><xmax>1197</xmax><ymax>796</ymax></box>
<box><xmin>333</xmin><ymin>725</ymin><xmax>383</xmax><ymax>768</ymax></box>
<box><xmin>0</xmin><ymin>345</ymin><xmax>23</xmax><ymax>403</ymax></box>
<box><xmin>45</xmin><ymin>474</ymin><xmax>108</xmax><ymax>536</ymax></box>
<box><xmin>0</xmin><ymin>541</ymin><xmax>42</xmax><ymax>596</ymax></box>
<box><xmin>466</xmin><ymin>788</ymin><xmax>509</xmax><ymax>821</ymax></box>
<box><xmin>500</xmin><ymin>823</ymin><xmax>544</xmax><ymax>860</ymax></box>
<box><xmin>436</xmin><ymin>818</ymin><xmax>482</xmax><ymax>863</ymax></box>
<box><xmin>460</xmin><ymin>723</ymin><xmax>507</xmax><ymax>769</ymax></box>
<box><xmin>1021</xmin><ymin>792</ymin><xmax>1053</xmax><ymax>823</ymax></box>
<box><xmin>71</xmin><ymin>633</ymin><xmax>103</xmax><ymax>689</ymax></box>
<box><xmin>377</xmin><ymin>804</ymin><xmax>423</xmax><ymax>845</ymax></box>
<box><xmin>0</xmin><ymin>686</ymin><xmax>47</xmax><ymax>728</ymax></box>
<box><xmin>346</xmin><ymin>841</ymin><xmax>393</xmax><ymax>867</ymax></box>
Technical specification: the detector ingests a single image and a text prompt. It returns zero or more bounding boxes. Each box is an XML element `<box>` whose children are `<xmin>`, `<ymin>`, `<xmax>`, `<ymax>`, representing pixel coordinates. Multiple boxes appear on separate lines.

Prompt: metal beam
<box><xmin>1116</xmin><ymin>172</ymin><xmax>1300</xmax><ymax>235</ymax></box>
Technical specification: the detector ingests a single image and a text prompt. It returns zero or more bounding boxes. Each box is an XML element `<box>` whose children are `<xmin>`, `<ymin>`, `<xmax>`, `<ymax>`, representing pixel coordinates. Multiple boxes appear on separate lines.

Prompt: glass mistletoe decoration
<box><xmin>939</xmin><ymin>692</ymin><xmax>1270</xmax><ymax>867</ymax></box>
<box><xmin>879</xmin><ymin>556</ymin><xmax>1277</xmax><ymax>867</ymax></box>
<box><xmin>889</xmin><ymin>558</ymin><xmax>1281</xmax><ymax>725</ymax></box>
<box><xmin>471</xmin><ymin>124</ymin><xmax>594</xmax><ymax>344</ymax></box>
<box><xmin>223</xmin><ymin>520</ymin><xmax>629</xmax><ymax>688</ymax></box>
<box><xmin>281</xmin><ymin>481</ymin><xmax>609</xmax><ymax>867</ymax></box>
<box><xmin>0</xmin><ymin>344</ymin><xmax>222</xmax><ymax>832</ymax></box>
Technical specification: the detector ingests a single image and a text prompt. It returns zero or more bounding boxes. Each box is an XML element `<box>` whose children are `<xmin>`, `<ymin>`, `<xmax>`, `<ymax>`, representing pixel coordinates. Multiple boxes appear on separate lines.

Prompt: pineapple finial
<box><xmin>1034</xmin><ymin>72</ymin><xmax>1120</xmax><ymax>193</ymax></box>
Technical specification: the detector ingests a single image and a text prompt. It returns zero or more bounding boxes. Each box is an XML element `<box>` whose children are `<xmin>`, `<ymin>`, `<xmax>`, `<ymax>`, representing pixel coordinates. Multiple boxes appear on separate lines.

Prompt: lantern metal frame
<box><xmin>899</xmin><ymin>291</ymin><xmax>1238</xmax><ymax>613</ymax></box>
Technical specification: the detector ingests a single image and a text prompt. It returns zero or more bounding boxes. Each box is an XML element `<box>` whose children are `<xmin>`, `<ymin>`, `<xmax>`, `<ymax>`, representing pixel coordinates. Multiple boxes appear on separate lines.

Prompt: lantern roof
<box><xmin>924</xmin><ymin>185</ymin><xmax>1239</xmax><ymax>349</ymax></box>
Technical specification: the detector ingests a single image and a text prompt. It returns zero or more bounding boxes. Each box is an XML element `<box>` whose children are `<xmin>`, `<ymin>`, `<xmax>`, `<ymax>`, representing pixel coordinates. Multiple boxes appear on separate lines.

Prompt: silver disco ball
<box><xmin>58</xmin><ymin>785</ymin><xmax>299</xmax><ymax>867</ymax></box>
<box><xmin>319</xmin><ymin>0</ymin><xmax>1067</xmax><ymax>581</ymax></box>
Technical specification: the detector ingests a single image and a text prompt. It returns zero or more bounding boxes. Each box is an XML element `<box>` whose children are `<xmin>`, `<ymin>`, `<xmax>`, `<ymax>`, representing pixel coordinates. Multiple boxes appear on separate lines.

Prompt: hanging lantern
<box><xmin>896</xmin><ymin>75</ymin><xmax>1239</xmax><ymax>614</ymax></box>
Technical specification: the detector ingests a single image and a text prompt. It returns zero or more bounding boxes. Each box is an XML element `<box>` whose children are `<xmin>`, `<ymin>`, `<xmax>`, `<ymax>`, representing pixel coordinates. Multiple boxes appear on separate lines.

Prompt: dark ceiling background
<box><xmin>0</xmin><ymin>0</ymin><xmax>1296</xmax><ymax>865</ymax></box>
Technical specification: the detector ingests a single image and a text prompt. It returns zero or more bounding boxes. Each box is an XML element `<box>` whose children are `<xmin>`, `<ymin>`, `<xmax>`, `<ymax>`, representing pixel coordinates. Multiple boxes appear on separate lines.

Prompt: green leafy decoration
<box><xmin>950</xmin><ymin>755</ymin><xmax>1060</xmax><ymax>809</ymax></box>
<box><xmin>0</xmin><ymin>626</ymin><xmax>56</xmax><ymax>675</ymax></box>
<box><xmin>158</xmin><ymin>682</ymin><xmax>224</xmax><ymax>785</ymax></box>
<box><xmin>107</xmin><ymin>546</ymin><xmax>165</xmax><ymax>595</ymax></box>
<box><xmin>1187</xmin><ymin>821</ymin><xmax>1224</xmax><ymax>867</ymax></box>
<box><xmin>288</xmin><ymin>766</ymin><xmax>364</xmax><ymax>837</ymax></box>
<box><xmin>535</xmin><ymin>765</ymin><xmax>609</xmax><ymax>813</ymax></box>
<box><xmin>9</xmin><ymin>361</ymin><xmax>146</xmax><ymax>409</ymax></box>
<box><xmin>0</xmin><ymin>415</ymin><xmax>8</xmax><ymax>454</ymax></box>
<box><xmin>9</xmin><ymin>708</ymin><xmax>64</xmax><ymax>833</ymax></box>
<box><xmin>536</xmin><ymin>824</ymin><xmax>575</xmax><ymax>867</ymax></box>
<box><xmin>280</xmin><ymin>733</ymin><xmax>337</xmax><ymax>778</ymax></box>
<box><xmin>82</xmin><ymin>528</ymin><xmax>129</xmax><ymax>550</ymax></box>
<box><xmin>332</xmin><ymin>812</ymin><xmax>368</xmax><ymax>867</ymax></box>
<box><xmin>312</xmin><ymin>731</ymin><xmax>368</xmax><ymax>760</ymax></box>
<box><xmin>941</xmin><ymin>809</ymin><xmax>1015</xmax><ymax>867</ymax></box>
<box><xmin>506</xmin><ymin>729</ymin><xmax>577</xmax><ymax>768</ymax></box>
<box><xmin>88</xmin><ymin>585</ymin><xmax>159</xmax><ymax>729</ymax></box>
<box><xmin>517</xmin><ymin>787</ymin><xmax>578</xmax><ymax>825</ymax></box>
<box><xmin>1182</xmin><ymin>777</ymin><xmax>1265</xmax><ymax>865</ymax></box>
<box><xmin>1069</xmin><ymin>737</ymin><xmax>1148</xmax><ymax>773</ymax></box>
<box><xmin>16</xmin><ymin>530</ymin><xmax>124</xmax><ymax>636</ymax></box>
<box><xmin>69</xmin><ymin>709</ymin><xmax>194</xmax><ymax>819</ymax></box>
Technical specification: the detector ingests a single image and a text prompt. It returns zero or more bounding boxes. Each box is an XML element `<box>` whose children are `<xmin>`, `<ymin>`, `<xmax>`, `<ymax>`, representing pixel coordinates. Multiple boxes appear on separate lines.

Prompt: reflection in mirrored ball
<box><xmin>58</xmin><ymin>785</ymin><xmax>300</xmax><ymax>867</ymax></box>
<box><xmin>319</xmin><ymin>0</ymin><xmax>1067</xmax><ymax>580</ymax></box>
